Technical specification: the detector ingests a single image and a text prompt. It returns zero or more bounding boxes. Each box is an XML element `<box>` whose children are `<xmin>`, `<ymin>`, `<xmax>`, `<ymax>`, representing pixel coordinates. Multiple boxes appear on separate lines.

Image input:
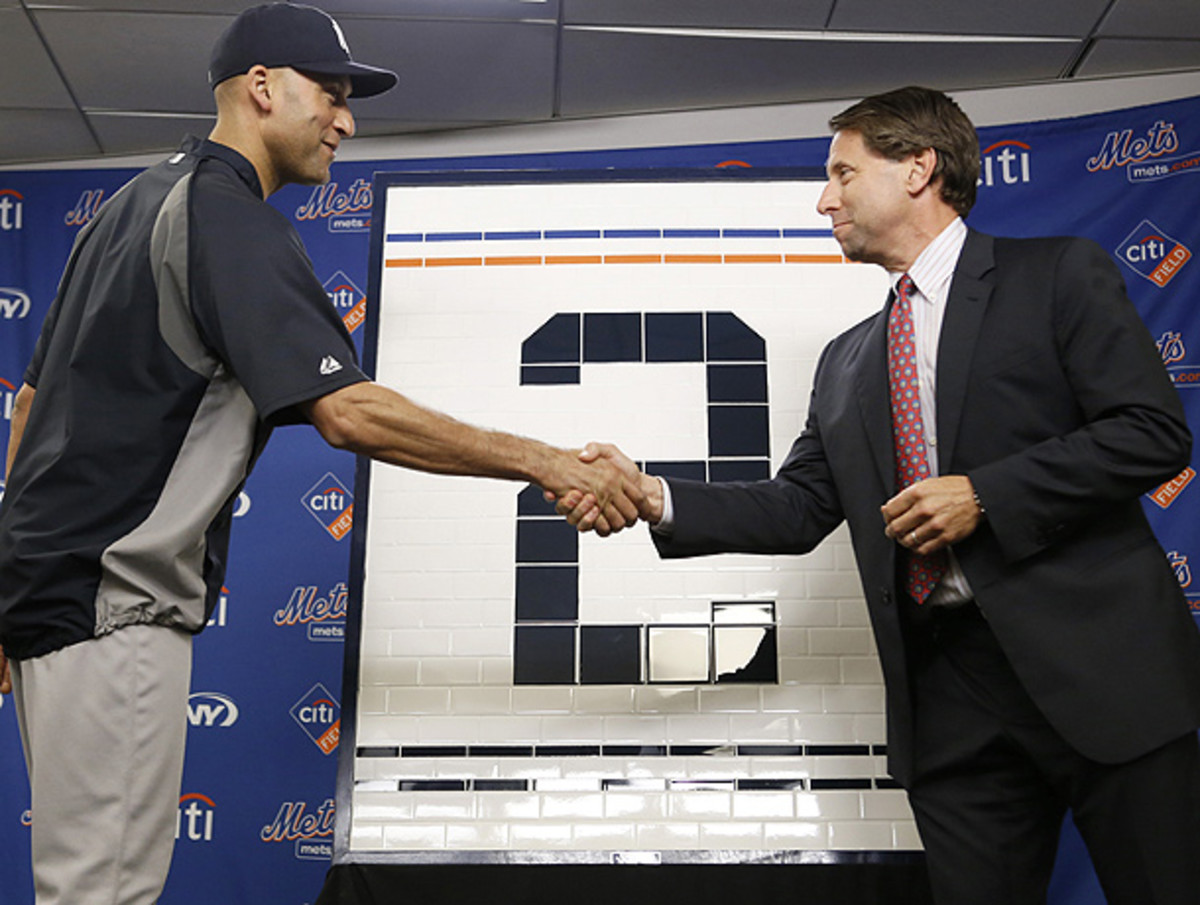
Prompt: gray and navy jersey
<box><xmin>0</xmin><ymin>136</ymin><xmax>366</xmax><ymax>660</ymax></box>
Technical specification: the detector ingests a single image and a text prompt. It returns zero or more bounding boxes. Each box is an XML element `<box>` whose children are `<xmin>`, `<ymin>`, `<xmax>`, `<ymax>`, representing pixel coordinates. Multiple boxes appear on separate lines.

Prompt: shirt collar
<box><xmin>179</xmin><ymin>135</ymin><xmax>265</xmax><ymax>199</ymax></box>
<box><xmin>890</xmin><ymin>217</ymin><xmax>967</xmax><ymax>300</ymax></box>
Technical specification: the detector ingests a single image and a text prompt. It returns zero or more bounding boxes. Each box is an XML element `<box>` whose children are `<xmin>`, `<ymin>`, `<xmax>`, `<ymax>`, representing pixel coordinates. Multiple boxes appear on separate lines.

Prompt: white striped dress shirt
<box><xmin>891</xmin><ymin>217</ymin><xmax>973</xmax><ymax>605</ymax></box>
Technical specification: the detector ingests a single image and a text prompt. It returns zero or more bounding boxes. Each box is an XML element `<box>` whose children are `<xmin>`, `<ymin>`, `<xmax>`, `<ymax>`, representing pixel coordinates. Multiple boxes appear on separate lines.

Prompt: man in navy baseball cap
<box><xmin>1</xmin><ymin>3</ymin><xmax>638</xmax><ymax>902</ymax></box>
<box><xmin>209</xmin><ymin>2</ymin><xmax>397</xmax><ymax>98</ymax></box>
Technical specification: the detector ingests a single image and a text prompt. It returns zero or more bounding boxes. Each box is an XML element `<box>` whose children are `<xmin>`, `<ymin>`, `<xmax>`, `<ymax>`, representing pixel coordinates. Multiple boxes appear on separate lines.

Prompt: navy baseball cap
<box><xmin>209</xmin><ymin>3</ymin><xmax>398</xmax><ymax>98</ymax></box>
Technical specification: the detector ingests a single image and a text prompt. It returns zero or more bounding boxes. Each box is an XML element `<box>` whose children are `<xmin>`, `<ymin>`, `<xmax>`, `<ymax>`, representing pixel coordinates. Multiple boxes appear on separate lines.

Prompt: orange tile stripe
<box><xmin>485</xmin><ymin>256</ymin><xmax>543</xmax><ymax>266</ymax></box>
<box><xmin>664</xmin><ymin>254</ymin><xmax>723</xmax><ymax>264</ymax></box>
<box><xmin>725</xmin><ymin>254</ymin><xmax>782</xmax><ymax>264</ymax></box>
<box><xmin>604</xmin><ymin>254</ymin><xmax>662</xmax><ymax>264</ymax></box>
<box><xmin>786</xmin><ymin>253</ymin><xmax>845</xmax><ymax>264</ymax></box>
<box><xmin>425</xmin><ymin>257</ymin><xmax>482</xmax><ymax>267</ymax></box>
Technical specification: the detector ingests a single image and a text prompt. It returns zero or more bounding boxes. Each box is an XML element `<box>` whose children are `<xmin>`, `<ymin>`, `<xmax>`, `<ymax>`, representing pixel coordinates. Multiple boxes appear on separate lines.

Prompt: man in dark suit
<box><xmin>562</xmin><ymin>86</ymin><xmax>1200</xmax><ymax>903</ymax></box>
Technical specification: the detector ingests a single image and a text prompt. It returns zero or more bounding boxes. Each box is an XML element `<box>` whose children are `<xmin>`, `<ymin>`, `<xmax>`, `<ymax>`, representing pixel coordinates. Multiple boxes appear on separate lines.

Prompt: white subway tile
<box><xmin>829</xmin><ymin>820</ymin><xmax>896</xmax><ymax>850</ymax></box>
<box><xmin>699</xmin><ymin>821</ymin><xmax>765</xmax><ymax>848</ymax></box>
<box><xmin>383</xmin><ymin>823</ymin><xmax>446</xmax><ymax>850</ymax></box>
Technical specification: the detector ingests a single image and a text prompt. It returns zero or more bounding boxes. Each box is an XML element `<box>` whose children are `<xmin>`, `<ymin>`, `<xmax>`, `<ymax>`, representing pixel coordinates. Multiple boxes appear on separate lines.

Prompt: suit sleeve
<box><xmin>654</xmin><ymin>345</ymin><xmax>846</xmax><ymax>559</ymax></box>
<box><xmin>967</xmin><ymin>237</ymin><xmax>1191</xmax><ymax>563</ymax></box>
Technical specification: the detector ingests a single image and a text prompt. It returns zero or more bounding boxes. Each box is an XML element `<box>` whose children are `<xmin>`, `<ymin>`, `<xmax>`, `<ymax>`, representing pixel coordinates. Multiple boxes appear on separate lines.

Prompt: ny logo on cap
<box><xmin>328</xmin><ymin>16</ymin><xmax>350</xmax><ymax>55</ymax></box>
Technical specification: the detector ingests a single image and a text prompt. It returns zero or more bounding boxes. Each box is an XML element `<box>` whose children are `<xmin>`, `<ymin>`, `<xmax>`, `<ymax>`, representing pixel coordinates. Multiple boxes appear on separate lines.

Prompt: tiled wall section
<box><xmin>353</xmin><ymin>178</ymin><xmax>907</xmax><ymax>857</ymax></box>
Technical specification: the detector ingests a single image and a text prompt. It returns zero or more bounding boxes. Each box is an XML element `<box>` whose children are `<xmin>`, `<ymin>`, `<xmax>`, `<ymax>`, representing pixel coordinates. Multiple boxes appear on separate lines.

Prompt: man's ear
<box><xmin>246</xmin><ymin>64</ymin><xmax>273</xmax><ymax>113</ymax></box>
<box><xmin>906</xmin><ymin>147</ymin><xmax>938</xmax><ymax>196</ymax></box>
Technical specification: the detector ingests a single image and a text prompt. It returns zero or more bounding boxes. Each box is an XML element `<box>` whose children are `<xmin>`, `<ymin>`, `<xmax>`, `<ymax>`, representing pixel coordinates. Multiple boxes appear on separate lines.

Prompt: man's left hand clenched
<box><xmin>881</xmin><ymin>475</ymin><xmax>984</xmax><ymax>556</ymax></box>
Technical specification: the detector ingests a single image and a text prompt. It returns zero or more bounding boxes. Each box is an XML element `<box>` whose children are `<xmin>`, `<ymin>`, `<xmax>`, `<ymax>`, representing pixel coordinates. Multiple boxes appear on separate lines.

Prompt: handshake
<box><xmin>544</xmin><ymin>443</ymin><xmax>664</xmax><ymax>536</ymax></box>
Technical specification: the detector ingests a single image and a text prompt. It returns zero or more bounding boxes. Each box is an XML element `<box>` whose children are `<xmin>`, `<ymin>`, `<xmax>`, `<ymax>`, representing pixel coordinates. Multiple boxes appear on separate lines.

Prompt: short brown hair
<box><xmin>829</xmin><ymin>86</ymin><xmax>979</xmax><ymax>218</ymax></box>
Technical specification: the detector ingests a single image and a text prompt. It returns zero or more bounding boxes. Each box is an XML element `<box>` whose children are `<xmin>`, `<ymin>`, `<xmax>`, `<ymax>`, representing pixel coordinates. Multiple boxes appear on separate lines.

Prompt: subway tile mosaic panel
<box><xmin>348</xmin><ymin>174</ymin><xmax>908</xmax><ymax>860</ymax></box>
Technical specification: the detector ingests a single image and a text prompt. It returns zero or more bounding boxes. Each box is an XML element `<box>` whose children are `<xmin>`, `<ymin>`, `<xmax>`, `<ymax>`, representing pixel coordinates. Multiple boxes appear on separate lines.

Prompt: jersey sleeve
<box><xmin>187</xmin><ymin>166</ymin><xmax>367</xmax><ymax>426</ymax></box>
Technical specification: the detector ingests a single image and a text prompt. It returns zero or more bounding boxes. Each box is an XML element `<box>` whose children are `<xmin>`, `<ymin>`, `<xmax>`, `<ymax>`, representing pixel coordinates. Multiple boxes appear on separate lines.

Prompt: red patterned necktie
<box><xmin>887</xmin><ymin>274</ymin><xmax>947</xmax><ymax>603</ymax></box>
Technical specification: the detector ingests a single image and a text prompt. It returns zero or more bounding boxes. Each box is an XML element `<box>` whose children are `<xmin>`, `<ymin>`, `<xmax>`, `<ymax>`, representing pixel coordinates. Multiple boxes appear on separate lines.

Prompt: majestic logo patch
<box><xmin>319</xmin><ymin>355</ymin><xmax>343</xmax><ymax>375</ymax></box>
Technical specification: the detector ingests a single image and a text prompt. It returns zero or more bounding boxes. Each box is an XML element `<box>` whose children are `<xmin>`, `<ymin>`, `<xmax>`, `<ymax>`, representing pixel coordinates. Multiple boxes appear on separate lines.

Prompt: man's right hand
<box><xmin>555</xmin><ymin>443</ymin><xmax>663</xmax><ymax>532</ymax></box>
<box><xmin>541</xmin><ymin>444</ymin><xmax>645</xmax><ymax>537</ymax></box>
<box><xmin>1</xmin><ymin>644</ymin><xmax>11</xmax><ymax>695</ymax></box>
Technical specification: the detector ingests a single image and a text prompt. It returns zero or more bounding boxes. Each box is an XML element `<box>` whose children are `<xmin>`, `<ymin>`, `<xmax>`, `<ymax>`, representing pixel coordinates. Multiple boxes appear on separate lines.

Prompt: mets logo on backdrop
<box><xmin>1115</xmin><ymin>220</ymin><xmax>1191</xmax><ymax>288</ymax></box>
<box><xmin>261</xmin><ymin>798</ymin><xmax>335</xmax><ymax>861</ymax></box>
<box><xmin>1157</xmin><ymin>330</ymin><xmax>1200</xmax><ymax>390</ymax></box>
<box><xmin>1167</xmin><ymin>551</ymin><xmax>1199</xmax><ymax>615</ymax></box>
<box><xmin>324</xmin><ymin>270</ymin><xmax>367</xmax><ymax>334</ymax></box>
<box><xmin>290</xmin><ymin>683</ymin><xmax>341</xmax><ymax>755</ymax></box>
<box><xmin>64</xmin><ymin>189</ymin><xmax>106</xmax><ymax>227</ymax></box>
<box><xmin>1086</xmin><ymin>120</ymin><xmax>1179</xmax><ymax>174</ymax></box>
<box><xmin>274</xmin><ymin>582</ymin><xmax>347</xmax><ymax>642</ymax></box>
<box><xmin>302</xmin><ymin>472</ymin><xmax>353</xmax><ymax>540</ymax></box>
<box><xmin>295</xmin><ymin>178</ymin><xmax>372</xmax><ymax>234</ymax></box>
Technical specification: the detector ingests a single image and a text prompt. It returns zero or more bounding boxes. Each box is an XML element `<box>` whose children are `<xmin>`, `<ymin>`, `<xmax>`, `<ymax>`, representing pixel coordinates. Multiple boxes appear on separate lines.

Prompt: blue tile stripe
<box><xmin>353</xmin><ymin>743</ymin><xmax>895</xmax><ymax>792</ymax></box>
<box><xmin>387</xmin><ymin>227</ymin><xmax>832</xmax><ymax>243</ymax></box>
<box><xmin>355</xmin><ymin>776</ymin><xmax>899</xmax><ymax>792</ymax></box>
<box><xmin>356</xmin><ymin>743</ymin><xmax>882</xmax><ymax>758</ymax></box>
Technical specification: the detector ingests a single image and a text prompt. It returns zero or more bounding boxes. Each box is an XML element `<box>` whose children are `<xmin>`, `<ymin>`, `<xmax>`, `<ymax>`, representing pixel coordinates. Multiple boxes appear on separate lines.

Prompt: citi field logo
<box><xmin>290</xmin><ymin>683</ymin><xmax>341</xmax><ymax>755</ymax></box>
<box><xmin>295</xmin><ymin>178</ymin><xmax>372</xmax><ymax>234</ymax></box>
<box><xmin>273</xmin><ymin>582</ymin><xmax>348</xmax><ymax>642</ymax></box>
<box><xmin>64</xmin><ymin>189</ymin><xmax>106</xmax><ymax>227</ymax></box>
<box><xmin>0</xmin><ymin>287</ymin><xmax>31</xmax><ymax>320</ymax></box>
<box><xmin>978</xmin><ymin>139</ymin><xmax>1032</xmax><ymax>188</ymax></box>
<box><xmin>1116</xmin><ymin>220</ymin><xmax>1191</xmax><ymax>288</ymax></box>
<box><xmin>2</xmin><ymin>377</ymin><xmax>17</xmax><ymax>421</ymax></box>
<box><xmin>1087</xmin><ymin>120</ymin><xmax>1179</xmax><ymax>173</ymax></box>
<box><xmin>177</xmin><ymin>793</ymin><xmax>216</xmax><ymax>842</ymax></box>
<box><xmin>0</xmin><ymin>189</ymin><xmax>24</xmax><ymax>231</ymax></box>
<box><xmin>1149</xmin><ymin>467</ymin><xmax>1196</xmax><ymax>510</ymax></box>
<box><xmin>207</xmin><ymin>585</ymin><xmax>231</xmax><ymax>628</ymax></box>
<box><xmin>21</xmin><ymin>810</ymin><xmax>32</xmax><ymax>828</ymax></box>
<box><xmin>187</xmin><ymin>692</ymin><xmax>240</xmax><ymax>728</ymax></box>
<box><xmin>302</xmin><ymin>472</ymin><xmax>353</xmax><ymax>540</ymax></box>
<box><xmin>324</xmin><ymin>270</ymin><xmax>367</xmax><ymax>334</ymax></box>
<box><xmin>1</xmin><ymin>377</ymin><xmax>16</xmax><ymax>502</ymax></box>
<box><xmin>260</xmin><ymin>798</ymin><xmax>335</xmax><ymax>861</ymax></box>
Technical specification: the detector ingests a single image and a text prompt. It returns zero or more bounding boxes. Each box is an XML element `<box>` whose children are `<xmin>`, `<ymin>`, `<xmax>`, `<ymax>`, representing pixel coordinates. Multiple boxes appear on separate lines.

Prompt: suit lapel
<box><xmin>855</xmin><ymin>294</ymin><xmax>896</xmax><ymax>493</ymax></box>
<box><xmin>936</xmin><ymin>230</ymin><xmax>995</xmax><ymax>472</ymax></box>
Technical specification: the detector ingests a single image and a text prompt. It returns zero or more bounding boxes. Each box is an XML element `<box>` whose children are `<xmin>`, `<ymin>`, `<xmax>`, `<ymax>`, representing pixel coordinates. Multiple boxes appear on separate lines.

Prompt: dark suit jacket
<box><xmin>655</xmin><ymin>229</ymin><xmax>1200</xmax><ymax>787</ymax></box>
